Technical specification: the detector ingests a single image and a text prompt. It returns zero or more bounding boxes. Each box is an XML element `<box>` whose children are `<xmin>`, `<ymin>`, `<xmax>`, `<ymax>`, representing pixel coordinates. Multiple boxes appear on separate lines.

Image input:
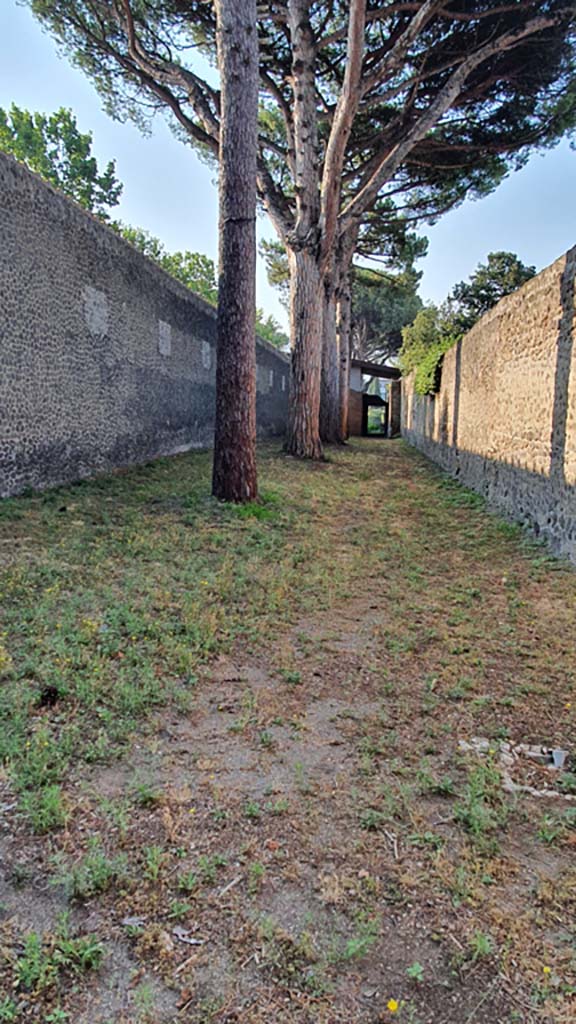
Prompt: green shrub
<box><xmin>400</xmin><ymin>304</ymin><xmax>461</xmax><ymax>396</ymax></box>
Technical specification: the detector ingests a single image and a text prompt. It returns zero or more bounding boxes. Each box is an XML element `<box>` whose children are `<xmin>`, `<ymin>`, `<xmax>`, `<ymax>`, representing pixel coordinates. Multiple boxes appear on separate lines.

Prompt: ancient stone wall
<box><xmin>0</xmin><ymin>151</ymin><xmax>289</xmax><ymax>497</ymax></box>
<box><xmin>402</xmin><ymin>247</ymin><xmax>576</xmax><ymax>564</ymax></box>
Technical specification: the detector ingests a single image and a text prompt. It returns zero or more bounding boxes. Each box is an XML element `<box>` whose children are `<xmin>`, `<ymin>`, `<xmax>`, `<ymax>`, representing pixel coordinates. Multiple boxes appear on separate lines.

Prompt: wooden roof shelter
<box><xmin>351</xmin><ymin>358</ymin><xmax>401</xmax><ymax>380</ymax></box>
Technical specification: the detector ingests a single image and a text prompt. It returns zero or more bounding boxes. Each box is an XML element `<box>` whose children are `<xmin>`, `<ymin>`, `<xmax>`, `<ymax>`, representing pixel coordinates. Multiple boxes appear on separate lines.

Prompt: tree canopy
<box><xmin>351</xmin><ymin>266</ymin><xmax>423</xmax><ymax>365</ymax></box>
<box><xmin>117</xmin><ymin>224</ymin><xmax>218</xmax><ymax>302</ymax></box>
<box><xmin>27</xmin><ymin>1</ymin><xmax>576</xmax><ymax>245</ymax></box>
<box><xmin>26</xmin><ymin>1</ymin><xmax>576</xmax><ymax>454</ymax></box>
<box><xmin>0</xmin><ymin>104</ymin><xmax>122</xmax><ymax>217</ymax></box>
<box><xmin>444</xmin><ymin>250</ymin><xmax>537</xmax><ymax>333</ymax></box>
<box><xmin>400</xmin><ymin>249</ymin><xmax>540</xmax><ymax>394</ymax></box>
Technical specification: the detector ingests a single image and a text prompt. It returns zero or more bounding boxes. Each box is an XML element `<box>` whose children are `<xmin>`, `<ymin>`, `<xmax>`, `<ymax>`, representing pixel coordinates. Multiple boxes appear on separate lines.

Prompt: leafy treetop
<box><xmin>444</xmin><ymin>251</ymin><xmax>536</xmax><ymax>333</ymax></box>
<box><xmin>0</xmin><ymin>104</ymin><xmax>122</xmax><ymax>217</ymax></box>
<box><xmin>400</xmin><ymin>249</ymin><xmax>539</xmax><ymax>394</ymax></box>
<box><xmin>352</xmin><ymin>266</ymin><xmax>423</xmax><ymax>365</ymax></box>
<box><xmin>26</xmin><ymin>2</ymin><xmax>576</xmax><ymax>255</ymax></box>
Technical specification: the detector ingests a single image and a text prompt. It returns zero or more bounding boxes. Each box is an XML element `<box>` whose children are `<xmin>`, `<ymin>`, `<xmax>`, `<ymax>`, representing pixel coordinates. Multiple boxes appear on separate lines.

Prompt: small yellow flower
<box><xmin>543</xmin><ymin>965</ymin><xmax>552</xmax><ymax>975</ymax></box>
<box><xmin>189</xmin><ymin>807</ymin><xmax>196</xmax><ymax>815</ymax></box>
<box><xmin>387</xmin><ymin>999</ymin><xmax>399</xmax><ymax>1014</ymax></box>
<box><xmin>565</xmin><ymin>702</ymin><xmax>572</xmax><ymax>710</ymax></box>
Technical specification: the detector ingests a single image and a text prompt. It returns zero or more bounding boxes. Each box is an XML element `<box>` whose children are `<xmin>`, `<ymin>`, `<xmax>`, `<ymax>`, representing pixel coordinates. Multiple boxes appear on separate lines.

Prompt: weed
<box><xmin>12</xmin><ymin>726</ymin><xmax>68</xmax><ymax>792</ymax></box>
<box><xmin>538</xmin><ymin>815</ymin><xmax>565</xmax><ymax>844</ymax></box>
<box><xmin>537</xmin><ymin>808</ymin><xmax>576</xmax><ymax>844</ymax></box>
<box><xmin>558</xmin><ymin>772</ymin><xmax>576</xmax><ymax>795</ymax></box>
<box><xmin>52</xmin><ymin>838</ymin><xmax>128</xmax><ymax>899</ymax></box>
<box><xmin>177</xmin><ymin>870</ymin><xmax>198</xmax><ymax>894</ymax></box>
<box><xmin>359</xmin><ymin>808</ymin><xmax>387</xmax><ymax>832</ymax></box>
<box><xmin>406</xmin><ymin>961</ymin><xmax>425</xmax><ymax>982</ymax></box>
<box><xmin>336</xmin><ymin>914</ymin><xmax>381</xmax><ymax>961</ymax></box>
<box><xmin>167</xmin><ymin>899</ymin><xmax>191</xmax><ymax>920</ymax></box>
<box><xmin>265</xmin><ymin>797</ymin><xmax>289</xmax><ymax>815</ymax></box>
<box><xmin>131</xmin><ymin>778</ymin><xmax>163</xmax><ymax>807</ymax></box>
<box><xmin>248</xmin><ymin>861</ymin><xmax>265</xmax><ymax>894</ymax></box>
<box><xmin>407</xmin><ymin>831</ymin><xmax>444</xmax><ymax>851</ymax></box>
<box><xmin>99</xmin><ymin>796</ymin><xmax>130</xmax><ymax>838</ymax></box>
<box><xmin>14</xmin><ymin>922</ymin><xmax>104</xmax><ymax>994</ymax></box>
<box><xmin>229</xmin><ymin>689</ymin><xmax>257</xmax><ymax>733</ymax></box>
<box><xmin>454</xmin><ymin>759</ymin><xmax>508</xmax><ymax>851</ymax></box>
<box><xmin>45</xmin><ymin>1010</ymin><xmax>69</xmax><ymax>1023</ymax></box>
<box><xmin>294</xmin><ymin>761</ymin><xmax>311</xmax><ymax>794</ymax></box>
<box><xmin>0</xmin><ymin>1001</ymin><xmax>16</xmax><ymax>1024</ymax></box>
<box><xmin>20</xmin><ymin>784</ymin><xmax>68</xmax><ymax>833</ymax></box>
<box><xmin>469</xmin><ymin>930</ymin><xmax>494</xmax><ymax>960</ymax></box>
<box><xmin>198</xmin><ymin>854</ymin><xmax>226</xmax><ymax>884</ymax></box>
<box><xmin>245</xmin><ymin>800</ymin><xmax>262</xmax><ymax>820</ymax></box>
<box><xmin>132</xmin><ymin>980</ymin><xmax>156</xmax><ymax>1020</ymax></box>
<box><xmin>279</xmin><ymin>668</ymin><xmax>302</xmax><ymax>686</ymax></box>
<box><xmin>416</xmin><ymin>763</ymin><xmax>455</xmax><ymax>797</ymax></box>
<box><xmin>143</xmin><ymin>845</ymin><xmax>166</xmax><ymax>882</ymax></box>
<box><xmin>257</xmin><ymin>916</ymin><xmax>323</xmax><ymax>993</ymax></box>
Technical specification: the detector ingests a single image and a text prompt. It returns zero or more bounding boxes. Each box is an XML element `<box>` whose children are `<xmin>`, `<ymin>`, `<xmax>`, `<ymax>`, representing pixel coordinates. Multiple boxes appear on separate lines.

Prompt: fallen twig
<box><xmin>383</xmin><ymin>829</ymin><xmax>399</xmax><ymax>860</ymax></box>
<box><xmin>217</xmin><ymin>875</ymin><xmax>242</xmax><ymax>898</ymax></box>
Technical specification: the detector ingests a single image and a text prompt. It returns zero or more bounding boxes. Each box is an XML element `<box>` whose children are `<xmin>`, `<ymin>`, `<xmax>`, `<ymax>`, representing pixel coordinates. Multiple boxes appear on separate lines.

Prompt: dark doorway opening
<box><xmin>362</xmin><ymin>394</ymin><xmax>389</xmax><ymax>437</ymax></box>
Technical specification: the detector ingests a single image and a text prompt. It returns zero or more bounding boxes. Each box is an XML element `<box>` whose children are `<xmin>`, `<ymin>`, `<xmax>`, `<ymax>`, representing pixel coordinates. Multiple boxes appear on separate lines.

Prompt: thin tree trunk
<box><xmin>337</xmin><ymin>274</ymin><xmax>352</xmax><ymax>441</ymax></box>
<box><xmin>285</xmin><ymin>247</ymin><xmax>323</xmax><ymax>459</ymax></box>
<box><xmin>319</xmin><ymin>281</ymin><xmax>341</xmax><ymax>444</ymax></box>
<box><xmin>212</xmin><ymin>0</ymin><xmax>258</xmax><ymax>502</ymax></box>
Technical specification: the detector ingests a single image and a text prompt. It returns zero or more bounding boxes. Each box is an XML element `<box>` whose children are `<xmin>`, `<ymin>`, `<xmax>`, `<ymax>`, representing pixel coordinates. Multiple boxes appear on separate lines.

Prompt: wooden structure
<box><xmin>348</xmin><ymin>358</ymin><xmax>401</xmax><ymax>438</ymax></box>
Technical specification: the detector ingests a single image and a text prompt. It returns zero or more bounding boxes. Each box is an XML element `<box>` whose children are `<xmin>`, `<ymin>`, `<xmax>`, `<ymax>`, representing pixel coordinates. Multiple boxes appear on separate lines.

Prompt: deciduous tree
<box><xmin>0</xmin><ymin>104</ymin><xmax>122</xmax><ymax>217</ymax></box>
<box><xmin>117</xmin><ymin>225</ymin><xmax>219</xmax><ymax>300</ymax></box>
<box><xmin>444</xmin><ymin>250</ymin><xmax>537</xmax><ymax>333</ymax></box>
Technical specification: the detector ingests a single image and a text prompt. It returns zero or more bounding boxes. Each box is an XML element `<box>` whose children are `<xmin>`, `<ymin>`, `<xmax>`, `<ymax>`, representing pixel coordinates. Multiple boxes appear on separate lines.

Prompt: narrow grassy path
<box><xmin>0</xmin><ymin>440</ymin><xmax>574</xmax><ymax>1023</ymax></box>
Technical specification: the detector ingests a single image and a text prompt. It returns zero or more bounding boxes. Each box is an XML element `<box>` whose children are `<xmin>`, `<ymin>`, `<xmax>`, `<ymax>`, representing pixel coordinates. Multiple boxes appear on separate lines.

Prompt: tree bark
<box><xmin>285</xmin><ymin>247</ymin><xmax>324</xmax><ymax>459</ymax></box>
<box><xmin>319</xmin><ymin>280</ymin><xmax>341</xmax><ymax>444</ymax></box>
<box><xmin>212</xmin><ymin>0</ymin><xmax>259</xmax><ymax>502</ymax></box>
<box><xmin>283</xmin><ymin>0</ymin><xmax>325</xmax><ymax>459</ymax></box>
<box><xmin>337</xmin><ymin>274</ymin><xmax>352</xmax><ymax>441</ymax></box>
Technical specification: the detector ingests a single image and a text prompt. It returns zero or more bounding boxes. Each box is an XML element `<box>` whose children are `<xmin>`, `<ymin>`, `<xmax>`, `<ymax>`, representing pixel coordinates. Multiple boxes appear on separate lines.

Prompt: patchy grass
<box><xmin>0</xmin><ymin>439</ymin><xmax>575</xmax><ymax>1022</ymax></box>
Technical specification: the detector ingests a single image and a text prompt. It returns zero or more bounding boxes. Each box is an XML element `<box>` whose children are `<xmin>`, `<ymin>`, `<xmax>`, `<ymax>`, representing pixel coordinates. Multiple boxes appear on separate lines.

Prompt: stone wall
<box><xmin>402</xmin><ymin>246</ymin><xmax>576</xmax><ymax>564</ymax></box>
<box><xmin>0</xmin><ymin>151</ymin><xmax>290</xmax><ymax>497</ymax></box>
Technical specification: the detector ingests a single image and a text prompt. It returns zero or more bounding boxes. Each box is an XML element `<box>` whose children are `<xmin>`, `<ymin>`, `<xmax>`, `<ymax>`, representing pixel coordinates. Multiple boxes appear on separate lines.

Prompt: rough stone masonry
<box><xmin>0</xmin><ymin>150</ymin><xmax>289</xmax><ymax>497</ymax></box>
<box><xmin>402</xmin><ymin>246</ymin><xmax>576</xmax><ymax>565</ymax></box>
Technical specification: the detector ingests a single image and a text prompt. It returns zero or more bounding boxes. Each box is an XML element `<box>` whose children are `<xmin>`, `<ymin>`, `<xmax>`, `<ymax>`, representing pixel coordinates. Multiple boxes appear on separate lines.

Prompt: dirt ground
<box><xmin>1</xmin><ymin>440</ymin><xmax>575</xmax><ymax>1023</ymax></box>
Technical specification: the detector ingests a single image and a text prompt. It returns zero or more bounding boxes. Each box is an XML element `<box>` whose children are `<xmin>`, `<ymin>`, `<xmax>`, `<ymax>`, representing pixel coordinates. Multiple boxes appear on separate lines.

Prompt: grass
<box><xmin>1</xmin><ymin>439</ymin><xmax>575</xmax><ymax>1023</ymax></box>
<box><xmin>0</xmin><ymin>445</ymin><xmax>372</xmax><ymax>826</ymax></box>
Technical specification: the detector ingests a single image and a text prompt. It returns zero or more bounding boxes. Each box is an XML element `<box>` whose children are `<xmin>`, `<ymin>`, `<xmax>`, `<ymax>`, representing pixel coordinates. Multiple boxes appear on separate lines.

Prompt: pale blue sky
<box><xmin>1</xmin><ymin>0</ymin><xmax>574</xmax><ymax>330</ymax></box>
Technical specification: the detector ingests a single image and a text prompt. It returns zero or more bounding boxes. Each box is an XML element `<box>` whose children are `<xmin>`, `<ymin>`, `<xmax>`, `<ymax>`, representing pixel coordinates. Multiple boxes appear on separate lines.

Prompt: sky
<box><xmin>1</xmin><ymin>1</ymin><xmax>575</xmax><ymax>330</ymax></box>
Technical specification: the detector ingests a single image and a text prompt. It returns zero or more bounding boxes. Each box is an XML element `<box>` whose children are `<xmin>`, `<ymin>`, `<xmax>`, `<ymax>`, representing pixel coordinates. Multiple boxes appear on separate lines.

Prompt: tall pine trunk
<box><xmin>212</xmin><ymin>0</ymin><xmax>258</xmax><ymax>501</ymax></box>
<box><xmin>337</xmin><ymin>274</ymin><xmax>352</xmax><ymax>441</ymax></box>
<box><xmin>319</xmin><ymin>281</ymin><xmax>341</xmax><ymax>444</ymax></box>
<box><xmin>285</xmin><ymin>247</ymin><xmax>324</xmax><ymax>459</ymax></box>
